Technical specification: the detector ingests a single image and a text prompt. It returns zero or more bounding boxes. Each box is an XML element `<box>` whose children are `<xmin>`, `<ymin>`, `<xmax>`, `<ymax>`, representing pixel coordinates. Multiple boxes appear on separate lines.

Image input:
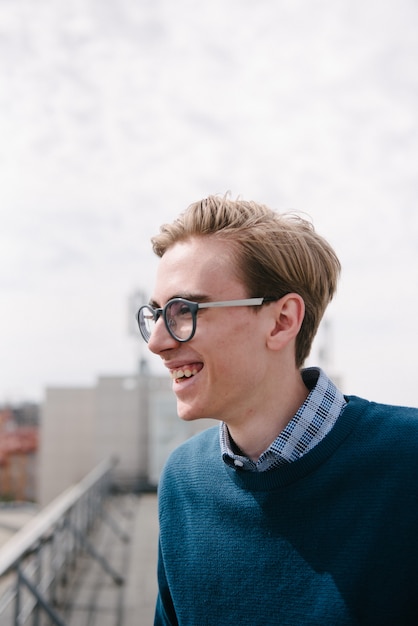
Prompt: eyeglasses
<box><xmin>137</xmin><ymin>297</ymin><xmax>278</xmax><ymax>343</ymax></box>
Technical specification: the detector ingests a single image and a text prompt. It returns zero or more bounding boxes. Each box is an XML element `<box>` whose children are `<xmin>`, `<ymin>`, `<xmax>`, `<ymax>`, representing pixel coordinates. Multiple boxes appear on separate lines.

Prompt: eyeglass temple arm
<box><xmin>197</xmin><ymin>298</ymin><xmax>266</xmax><ymax>309</ymax></box>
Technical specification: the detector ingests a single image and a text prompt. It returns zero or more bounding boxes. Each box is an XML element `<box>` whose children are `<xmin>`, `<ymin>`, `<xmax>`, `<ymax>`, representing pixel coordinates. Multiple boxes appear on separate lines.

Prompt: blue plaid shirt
<box><xmin>220</xmin><ymin>367</ymin><xmax>346</xmax><ymax>471</ymax></box>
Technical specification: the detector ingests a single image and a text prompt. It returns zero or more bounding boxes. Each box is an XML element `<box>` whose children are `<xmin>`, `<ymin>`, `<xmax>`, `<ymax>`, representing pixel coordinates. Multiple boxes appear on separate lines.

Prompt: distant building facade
<box><xmin>0</xmin><ymin>406</ymin><xmax>38</xmax><ymax>501</ymax></box>
<box><xmin>38</xmin><ymin>370</ymin><xmax>213</xmax><ymax>506</ymax></box>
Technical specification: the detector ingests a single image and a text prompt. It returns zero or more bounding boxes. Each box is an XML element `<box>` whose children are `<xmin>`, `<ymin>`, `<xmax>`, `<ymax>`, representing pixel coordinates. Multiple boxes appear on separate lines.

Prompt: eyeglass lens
<box><xmin>165</xmin><ymin>300</ymin><xmax>194</xmax><ymax>341</ymax></box>
<box><xmin>139</xmin><ymin>308</ymin><xmax>155</xmax><ymax>342</ymax></box>
<box><xmin>140</xmin><ymin>300</ymin><xmax>195</xmax><ymax>342</ymax></box>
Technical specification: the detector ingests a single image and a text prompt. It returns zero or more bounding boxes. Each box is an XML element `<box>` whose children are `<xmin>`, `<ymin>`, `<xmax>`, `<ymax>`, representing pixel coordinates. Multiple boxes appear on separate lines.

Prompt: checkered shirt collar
<box><xmin>220</xmin><ymin>367</ymin><xmax>346</xmax><ymax>472</ymax></box>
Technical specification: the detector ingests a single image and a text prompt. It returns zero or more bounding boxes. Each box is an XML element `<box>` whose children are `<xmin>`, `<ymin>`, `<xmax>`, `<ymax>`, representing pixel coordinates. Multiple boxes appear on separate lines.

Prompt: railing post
<box><xmin>14</xmin><ymin>561</ymin><xmax>22</xmax><ymax>626</ymax></box>
<box><xmin>32</xmin><ymin>543</ymin><xmax>41</xmax><ymax>626</ymax></box>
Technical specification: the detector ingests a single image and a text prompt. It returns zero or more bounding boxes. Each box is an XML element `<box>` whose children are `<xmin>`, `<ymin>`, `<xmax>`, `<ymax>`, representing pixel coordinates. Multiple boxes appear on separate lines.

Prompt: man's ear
<box><xmin>266</xmin><ymin>294</ymin><xmax>305</xmax><ymax>351</ymax></box>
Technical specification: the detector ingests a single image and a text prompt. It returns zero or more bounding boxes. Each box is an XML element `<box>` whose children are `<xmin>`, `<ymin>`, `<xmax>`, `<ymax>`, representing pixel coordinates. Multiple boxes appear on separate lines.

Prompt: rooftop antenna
<box><xmin>317</xmin><ymin>317</ymin><xmax>343</xmax><ymax>389</ymax></box>
<box><xmin>318</xmin><ymin>318</ymin><xmax>332</xmax><ymax>370</ymax></box>
<box><xmin>128</xmin><ymin>289</ymin><xmax>149</xmax><ymax>374</ymax></box>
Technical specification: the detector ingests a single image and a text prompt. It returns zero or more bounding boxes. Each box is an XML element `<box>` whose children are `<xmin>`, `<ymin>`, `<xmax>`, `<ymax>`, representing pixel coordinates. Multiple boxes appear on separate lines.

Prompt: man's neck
<box><xmin>225</xmin><ymin>369</ymin><xmax>309</xmax><ymax>462</ymax></box>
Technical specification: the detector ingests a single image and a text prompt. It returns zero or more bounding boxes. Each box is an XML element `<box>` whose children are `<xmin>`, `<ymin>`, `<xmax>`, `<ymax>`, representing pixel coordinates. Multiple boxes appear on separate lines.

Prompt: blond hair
<box><xmin>151</xmin><ymin>195</ymin><xmax>341</xmax><ymax>367</ymax></box>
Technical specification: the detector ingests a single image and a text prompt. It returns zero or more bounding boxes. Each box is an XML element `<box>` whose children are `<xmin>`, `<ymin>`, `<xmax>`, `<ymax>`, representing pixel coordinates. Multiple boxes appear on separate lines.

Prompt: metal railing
<box><xmin>0</xmin><ymin>458</ymin><xmax>126</xmax><ymax>625</ymax></box>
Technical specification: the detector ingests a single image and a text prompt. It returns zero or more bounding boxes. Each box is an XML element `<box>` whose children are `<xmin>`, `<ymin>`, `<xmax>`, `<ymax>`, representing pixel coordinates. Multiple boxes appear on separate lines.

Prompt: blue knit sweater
<box><xmin>155</xmin><ymin>396</ymin><xmax>418</xmax><ymax>625</ymax></box>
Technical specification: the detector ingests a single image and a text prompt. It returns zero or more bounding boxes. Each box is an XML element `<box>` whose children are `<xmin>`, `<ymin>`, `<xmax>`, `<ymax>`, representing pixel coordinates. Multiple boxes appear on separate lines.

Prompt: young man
<box><xmin>137</xmin><ymin>196</ymin><xmax>418</xmax><ymax>626</ymax></box>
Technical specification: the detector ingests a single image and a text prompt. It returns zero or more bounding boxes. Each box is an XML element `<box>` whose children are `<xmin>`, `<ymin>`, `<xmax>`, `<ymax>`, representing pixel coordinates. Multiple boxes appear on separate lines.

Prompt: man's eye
<box><xmin>178</xmin><ymin>305</ymin><xmax>192</xmax><ymax>316</ymax></box>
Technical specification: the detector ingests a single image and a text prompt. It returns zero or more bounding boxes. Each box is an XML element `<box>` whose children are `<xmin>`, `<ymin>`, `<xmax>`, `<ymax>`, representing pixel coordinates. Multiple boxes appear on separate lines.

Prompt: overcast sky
<box><xmin>1</xmin><ymin>0</ymin><xmax>417</xmax><ymax>408</ymax></box>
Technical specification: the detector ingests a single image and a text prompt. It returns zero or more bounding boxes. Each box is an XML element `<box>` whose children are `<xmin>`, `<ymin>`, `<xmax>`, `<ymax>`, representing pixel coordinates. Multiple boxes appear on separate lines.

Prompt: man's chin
<box><xmin>177</xmin><ymin>409</ymin><xmax>201</xmax><ymax>422</ymax></box>
<box><xmin>176</xmin><ymin>401</ymin><xmax>205</xmax><ymax>422</ymax></box>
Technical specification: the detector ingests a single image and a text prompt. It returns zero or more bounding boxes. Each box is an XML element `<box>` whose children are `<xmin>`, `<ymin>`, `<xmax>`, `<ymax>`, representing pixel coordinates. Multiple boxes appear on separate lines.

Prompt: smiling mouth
<box><xmin>170</xmin><ymin>367</ymin><xmax>199</xmax><ymax>382</ymax></box>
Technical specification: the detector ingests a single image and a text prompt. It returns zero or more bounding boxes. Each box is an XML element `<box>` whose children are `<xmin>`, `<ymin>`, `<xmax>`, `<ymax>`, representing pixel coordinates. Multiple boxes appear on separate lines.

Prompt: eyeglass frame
<box><xmin>137</xmin><ymin>296</ymin><xmax>279</xmax><ymax>343</ymax></box>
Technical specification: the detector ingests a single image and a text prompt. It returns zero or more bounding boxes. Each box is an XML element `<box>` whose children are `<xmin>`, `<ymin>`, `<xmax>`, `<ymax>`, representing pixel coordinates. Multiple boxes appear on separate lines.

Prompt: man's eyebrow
<box><xmin>179</xmin><ymin>293</ymin><xmax>211</xmax><ymax>303</ymax></box>
<box><xmin>149</xmin><ymin>293</ymin><xmax>211</xmax><ymax>308</ymax></box>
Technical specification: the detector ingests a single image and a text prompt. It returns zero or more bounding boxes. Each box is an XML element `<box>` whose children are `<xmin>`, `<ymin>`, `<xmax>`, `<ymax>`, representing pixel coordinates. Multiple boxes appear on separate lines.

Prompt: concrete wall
<box><xmin>38</xmin><ymin>373</ymin><xmax>215</xmax><ymax>506</ymax></box>
<box><xmin>95</xmin><ymin>375</ymin><xmax>148</xmax><ymax>488</ymax></box>
<box><xmin>38</xmin><ymin>387</ymin><xmax>96</xmax><ymax>505</ymax></box>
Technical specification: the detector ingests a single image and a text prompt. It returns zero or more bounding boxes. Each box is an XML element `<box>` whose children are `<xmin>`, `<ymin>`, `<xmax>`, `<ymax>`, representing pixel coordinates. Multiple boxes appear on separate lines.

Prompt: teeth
<box><xmin>171</xmin><ymin>368</ymin><xmax>198</xmax><ymax>380</ymax></box>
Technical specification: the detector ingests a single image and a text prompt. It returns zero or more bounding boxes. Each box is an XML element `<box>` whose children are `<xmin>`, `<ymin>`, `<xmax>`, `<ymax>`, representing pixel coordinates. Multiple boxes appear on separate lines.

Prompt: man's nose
<box><xmin>147</xmin><ymin>316</ymin><xmax>179</xmax><ymax>354</ymax></box>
